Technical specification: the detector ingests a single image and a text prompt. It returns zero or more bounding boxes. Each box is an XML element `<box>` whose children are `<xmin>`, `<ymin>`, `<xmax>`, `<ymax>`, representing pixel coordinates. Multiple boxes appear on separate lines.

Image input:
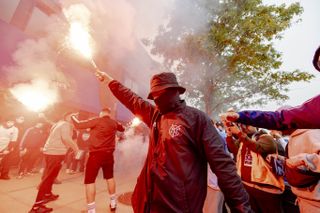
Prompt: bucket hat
<box><xmin>147</xmin><ymin>72</ymin><xmax>186</xmax><ymax>100</ymax></box>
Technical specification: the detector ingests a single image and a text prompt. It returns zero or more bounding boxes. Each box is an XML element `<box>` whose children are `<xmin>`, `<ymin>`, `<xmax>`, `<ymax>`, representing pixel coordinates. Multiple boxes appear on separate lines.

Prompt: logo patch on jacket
<box><xmin>169</xmin><ymin>124</ymin><xmax>182</xmax><ymax>138</ymax></box>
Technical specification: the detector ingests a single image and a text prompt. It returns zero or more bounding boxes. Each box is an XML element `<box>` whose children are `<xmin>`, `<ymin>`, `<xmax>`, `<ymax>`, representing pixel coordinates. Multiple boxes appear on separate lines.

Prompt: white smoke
<box><xmin>114</xmin><ymin>134</ymin><xmax>148</xmax><ymax>178</ymax></box>
<box><xmin>1</xmin><ymin>0</ymin><xmax>216</xmax><ymax>186</ymax></box>
<box><xmin>4</xmin><ymin>0</ymin><xmax>211</xmax><ymax>100</ymax></box>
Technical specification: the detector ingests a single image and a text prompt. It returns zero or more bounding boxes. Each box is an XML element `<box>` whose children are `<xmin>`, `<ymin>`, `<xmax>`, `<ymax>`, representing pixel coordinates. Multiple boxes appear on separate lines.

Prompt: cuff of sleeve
<box><xmin>238</xmin><ymin>112</ymin><xmax>246</xmax><ymax>122</ymax></box>
<box><xmin>108</xmin><ymin>80</ymin><xmax>118</xmax><ymax>88</ymax></box>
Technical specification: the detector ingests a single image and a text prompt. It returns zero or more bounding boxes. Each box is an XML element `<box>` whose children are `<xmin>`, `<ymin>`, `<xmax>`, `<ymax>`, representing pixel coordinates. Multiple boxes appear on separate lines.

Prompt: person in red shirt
<box><xmin>71</xmin><ymin>108</ymin><xmax>125</xmax><ymax>213</ymax></box>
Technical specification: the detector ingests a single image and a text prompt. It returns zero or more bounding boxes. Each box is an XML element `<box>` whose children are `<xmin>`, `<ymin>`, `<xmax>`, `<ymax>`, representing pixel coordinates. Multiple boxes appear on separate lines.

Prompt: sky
<box><xmin>252</xmin><ymin>0</ymin><xmax>320</xmax><ymax>111</ymax></box>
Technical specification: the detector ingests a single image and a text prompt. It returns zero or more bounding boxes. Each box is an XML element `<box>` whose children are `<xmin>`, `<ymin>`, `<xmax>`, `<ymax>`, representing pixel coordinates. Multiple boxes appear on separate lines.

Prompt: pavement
<box><xmin>0</xmin><ymin>136</ymin><xmax>148</xmax><ymax>213</ymax></box>
<box><xmin>0</xmin><ymin>166</ymin><xmax>137</xmax><ymax>213</ymax></box>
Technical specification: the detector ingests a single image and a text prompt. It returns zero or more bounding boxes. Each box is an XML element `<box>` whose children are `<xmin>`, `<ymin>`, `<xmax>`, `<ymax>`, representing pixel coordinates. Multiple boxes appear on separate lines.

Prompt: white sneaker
<box><xmin>110</xmin><ymin>199</ymin><xmax>117</xmax><ymax>211</ymax></box>
<box><xmin>17</xmin><ymin>173</ymin><xmax>24</xmax><ymax>179</ymax></box>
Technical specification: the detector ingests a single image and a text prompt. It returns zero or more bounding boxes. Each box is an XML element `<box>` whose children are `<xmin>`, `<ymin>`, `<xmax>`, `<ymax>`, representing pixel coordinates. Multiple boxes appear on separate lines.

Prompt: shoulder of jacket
<box><xmin>185</xmin><ymin>105</ymin><xmax>206</xmax><ymax>116</ymax></box>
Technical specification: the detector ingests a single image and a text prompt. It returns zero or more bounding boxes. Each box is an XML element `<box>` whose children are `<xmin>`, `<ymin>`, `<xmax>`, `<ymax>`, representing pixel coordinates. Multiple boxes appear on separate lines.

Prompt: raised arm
<box><xmin>71</xmin><ymin>115</ymin><xmax>99</xmax><ymax>129</ymax></box>
<box><xmin>96</xmin><ymin>71</ymin><xmax>155</xmax><ymax>127</ymax></box>
<box><xmin>221</xmin><ymin>95</ymin><xmax>320</xmax><ymax>130</ymax></box>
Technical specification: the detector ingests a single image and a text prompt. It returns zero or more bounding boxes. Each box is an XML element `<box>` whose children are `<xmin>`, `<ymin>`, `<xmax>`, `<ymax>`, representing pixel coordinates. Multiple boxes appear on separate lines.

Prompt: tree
<box><xmin>150</xmin><ymin>0</ymin><xmax>314</xmax><ymax>117</ymax></box>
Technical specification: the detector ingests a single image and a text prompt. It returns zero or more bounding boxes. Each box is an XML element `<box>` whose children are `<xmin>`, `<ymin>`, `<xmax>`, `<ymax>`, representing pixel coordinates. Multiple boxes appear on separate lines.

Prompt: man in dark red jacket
<box><xmin>71</xmin><ymin>108</ymin><xmax>125</xmax><ymax>212</ymax></box>
<box><xmin>95</xmin><ymin>71</ymin><xmax>251</xmax><ymax>213</ymax></box>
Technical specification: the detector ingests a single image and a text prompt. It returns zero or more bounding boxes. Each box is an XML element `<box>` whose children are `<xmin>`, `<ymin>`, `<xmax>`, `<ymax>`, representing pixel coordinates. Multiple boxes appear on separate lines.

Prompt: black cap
<box><xmin>147</xmin><ymin>72</ymin><xmax>186</xmax><ymax>100</ymax></box>
<box><xmin>313</xmin><ymin>46</ymin><xmax>320</xmax><ymax>72</ymax></box>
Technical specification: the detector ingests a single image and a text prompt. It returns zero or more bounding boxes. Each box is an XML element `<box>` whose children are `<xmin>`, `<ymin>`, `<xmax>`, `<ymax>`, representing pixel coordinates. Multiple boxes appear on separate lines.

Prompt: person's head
<box><xmin>99</xmin><ymin>107</ymin><xmax>111</xmax><ymax>117</ymax></box>
<box><xmin>252</xmin><ymin>129</ymin><xmax>269</xmax><ymax>141</ymax></box>
<box><xmin>16</xmin><ymin>116</ymin><xmax>25</xmax><ymax>124</ymax></box>
<box><xmin>313</xmin><ymin>46</ymin><xmax>320</xmax><ymax>72</ymax></box>
<box><xmin>35</xmin><ymin>122</ymin><xmax>44</xmax><ymax>129</ymax></box>
<box><xmin>147</xmin><ymin>72</ymin><xmax>186</xmax><ymax>113</ymax></box>
<box><xmin>3</xmin><ymin>116</ymin><xmax>15</xmax><ymax>128</ymax></box>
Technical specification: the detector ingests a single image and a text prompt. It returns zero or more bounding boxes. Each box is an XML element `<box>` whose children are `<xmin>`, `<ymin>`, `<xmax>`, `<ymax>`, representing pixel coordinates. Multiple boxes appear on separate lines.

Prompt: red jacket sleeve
<box><xmin>108</xmin><ymin>80</ymin><xmax>155</xmax><ymax>127</ymax></box>
<box><xmin>71</xmin><ymin>116</ymin><xmax>99</xmax><ymax>129</ymax></box>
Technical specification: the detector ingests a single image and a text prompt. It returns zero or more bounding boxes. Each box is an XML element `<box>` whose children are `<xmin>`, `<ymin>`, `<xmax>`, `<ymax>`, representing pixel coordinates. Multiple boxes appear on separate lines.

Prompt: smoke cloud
<box><xmin>114</xmin><ymin>133</ymin><xmax>148</xmax><ymax>179</ymax></box>
<box><xmin>3</xmin><ymin>0</ymin><xmax>212</xmax><ymax>104</ymax></box>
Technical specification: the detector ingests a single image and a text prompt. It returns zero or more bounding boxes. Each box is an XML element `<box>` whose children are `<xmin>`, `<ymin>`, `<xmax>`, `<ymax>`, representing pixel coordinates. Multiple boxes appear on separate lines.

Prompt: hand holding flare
<box><xmin>95</xmin><ymin>70</ymin><xmax>113</xmax><ymax>84</ymax></box>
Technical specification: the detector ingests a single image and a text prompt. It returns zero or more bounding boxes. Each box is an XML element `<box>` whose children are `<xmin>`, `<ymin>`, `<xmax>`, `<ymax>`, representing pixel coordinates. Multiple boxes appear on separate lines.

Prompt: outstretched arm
<box><xmin>71</xmin><ymin>115</ymin><xmax>99</xmax><ymax>129</ymax></box>
<box><xmin>95</xmin><ymin>71</ymin><xmax>156</xmax><ymax>127</ymax></box>
<box><xmin>221</xmin><ymin>94</ymin><xmax>320</xmax><ymax>130</ymax></box>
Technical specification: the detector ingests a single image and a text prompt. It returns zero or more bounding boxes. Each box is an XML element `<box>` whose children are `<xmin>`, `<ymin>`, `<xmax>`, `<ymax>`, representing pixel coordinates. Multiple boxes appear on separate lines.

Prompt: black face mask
<box><xmin>154</xmin><ymin>89</ymin><xmax>180</xmax><ymax>114</ymax></box>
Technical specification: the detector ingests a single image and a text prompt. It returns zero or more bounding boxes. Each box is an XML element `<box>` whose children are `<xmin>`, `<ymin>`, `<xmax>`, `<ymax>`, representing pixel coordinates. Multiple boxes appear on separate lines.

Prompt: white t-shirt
<box><xmin>0</xmin><ymin>125</ymin><xmax>19</xmax><ymax>152</ymax></box>
<box><xmin>208</xmin><ymin>167</ymin><xmax>220</xmax><ymax>190</ymax></box>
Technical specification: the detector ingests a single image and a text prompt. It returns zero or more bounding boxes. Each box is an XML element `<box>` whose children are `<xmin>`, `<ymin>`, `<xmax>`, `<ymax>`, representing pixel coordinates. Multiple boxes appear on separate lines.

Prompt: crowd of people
<box><xmin>0</xmin><ymin>110</ymin><xmax>127</xmax><ymax>213</ymax></box>
<box><xmin>0</xmin><ymin>45</ymin><xmax>319</xmax><ymax>213</ymax></box>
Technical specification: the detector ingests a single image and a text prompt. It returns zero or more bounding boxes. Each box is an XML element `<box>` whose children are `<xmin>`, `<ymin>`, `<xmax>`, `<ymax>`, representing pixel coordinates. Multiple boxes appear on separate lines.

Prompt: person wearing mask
<box><xmin>29</xmin><ymin>112</ymin><xmax>79</xmax><ymax>213</ymax></box>
<box><xmin>0</xmin><ymin>116</ymin><xmax>19</xmax><ymax>180</ymax></box>
<box><xmin>95</xmin><ymin>71</ymin><xmax>251</xmax><ymax>212</ymax></box>
<box><xmin>71</xmin><ymin>108</ymin><xmax>125</xmax><ymax>213</ymax></box>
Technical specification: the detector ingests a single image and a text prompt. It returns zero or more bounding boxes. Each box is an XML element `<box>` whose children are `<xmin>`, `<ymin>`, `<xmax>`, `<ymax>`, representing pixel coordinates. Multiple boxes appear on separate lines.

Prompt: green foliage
<box><xmin>150</xmin><ymin>0</ymin><xmax>314</xmax><ymax>117</ymax></box>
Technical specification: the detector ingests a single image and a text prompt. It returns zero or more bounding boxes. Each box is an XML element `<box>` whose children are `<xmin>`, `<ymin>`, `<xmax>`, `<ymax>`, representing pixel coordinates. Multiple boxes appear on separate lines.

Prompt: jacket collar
<box><xmin>162</xmin><ymin>100</ymin><xmax>186</xmax><ymax>114</ymax></box>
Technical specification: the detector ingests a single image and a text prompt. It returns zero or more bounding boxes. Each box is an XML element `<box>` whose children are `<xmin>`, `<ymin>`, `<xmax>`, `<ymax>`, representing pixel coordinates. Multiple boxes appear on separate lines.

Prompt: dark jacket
<box><xmin>71</xmin><ymin>115</ymin><xmax>125</xmax><ymax>152</ymax></box>
<box><xmin>109</xmin><ymin>80</ymin><xmax>251</xmax><ymax>213</ymax></box>
<box><xmin>238</xmin><ymin>94</ymin><xmax>320</xmax><ymax>130</ymax></box>
<box><xmin>20</xmin><ymin>127</ymin><xmax>47</xmax><ymax>150</ymax></box>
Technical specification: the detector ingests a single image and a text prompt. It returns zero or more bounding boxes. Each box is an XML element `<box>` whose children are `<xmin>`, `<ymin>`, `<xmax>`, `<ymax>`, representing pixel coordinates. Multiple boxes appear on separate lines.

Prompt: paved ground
<box><xmin>0</xmin><ymin>136</ymin><xmax>148</xmax><ymax>213</ymax></box>
<box><xmin>0</xmin><ymin>167</ymin><xmax>137</xmax><ymax>213</ymax></box>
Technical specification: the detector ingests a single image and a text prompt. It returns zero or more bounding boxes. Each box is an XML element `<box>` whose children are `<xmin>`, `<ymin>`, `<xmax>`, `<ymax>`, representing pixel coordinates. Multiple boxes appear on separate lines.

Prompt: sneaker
<box><xmin>42</xmin><ymin>194</ymin><xmax>59</xmax><ymax>204</ymax></box>
<box><xmin>110</xmin><ymin>200</ymin><xmax>117</xmax><ymax>211</ymax></box>
<box><xmin>28</xmin><ymin>204</ymin><xmax>53</xmax><ymax>213</ymax></box>
<box><xmin>68</xmin><ymin>170</ymin><xmax>76</xmax><ymax>175</ymax></box>
<box><xmin>0</xmin><ymin>175</ymin><xmax>10</xmax><ymax>180</ymax></box>
<box><xmin>17</xmin><ymin>174</ymin><xmax>24</xmax><ymax>179</ymax></box>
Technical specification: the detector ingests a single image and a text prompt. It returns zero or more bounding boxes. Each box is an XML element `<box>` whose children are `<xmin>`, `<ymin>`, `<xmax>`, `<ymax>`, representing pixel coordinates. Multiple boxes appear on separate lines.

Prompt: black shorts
<box><xmin>84</xmin><ymin>151</ymin><xmax>114</xmax><ymax>184</ymax></box>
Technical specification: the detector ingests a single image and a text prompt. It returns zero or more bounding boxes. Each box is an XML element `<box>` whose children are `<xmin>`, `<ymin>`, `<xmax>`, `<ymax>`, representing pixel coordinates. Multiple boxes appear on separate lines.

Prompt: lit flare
<box><xmin>68</xmin><ymin>21</ymin><xmax>93</xmax><ymax>59</ymax></box>
<box><xmin>131</xmin><ymin>117</ymin><xmax>142</xmax><ymax>127</ymax></box>
<box><xmin>10</xmin><ymin>80</ymin><xmax>58</xmax><ymax>112</ymax></box>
